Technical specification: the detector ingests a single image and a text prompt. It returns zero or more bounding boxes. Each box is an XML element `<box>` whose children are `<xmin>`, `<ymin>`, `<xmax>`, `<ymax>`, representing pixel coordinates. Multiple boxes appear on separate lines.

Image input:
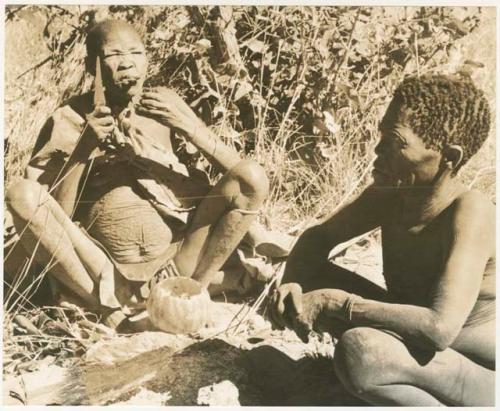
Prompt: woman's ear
<box><xmin>442</xmin><ymin>144</ymin><xmax>464</xmax><ymax>171</ymax></box>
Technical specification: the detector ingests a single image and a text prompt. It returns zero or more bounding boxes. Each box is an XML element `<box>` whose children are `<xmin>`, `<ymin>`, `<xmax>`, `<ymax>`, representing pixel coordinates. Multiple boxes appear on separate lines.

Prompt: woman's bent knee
<box><xmin>229</xmin><ymin>159</ymin><xmax>269</xmax><ymax>204</ymax></box>
<box><xmin>6</xmin><ymin>178</ymin><xmax>48</xmax><ymax>221</ymax></box>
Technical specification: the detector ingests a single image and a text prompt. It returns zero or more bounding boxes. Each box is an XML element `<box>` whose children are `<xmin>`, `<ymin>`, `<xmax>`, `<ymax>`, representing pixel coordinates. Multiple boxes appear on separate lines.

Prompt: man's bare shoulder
<box><xmin>454</xmin><ymin>189</ymin><xmax>494</xmax><ymax>217</ymax></box>
<box><xmin>451</xmin><ymin>189</ymin><xmax>494</xmax><ymax>237</ymax></box>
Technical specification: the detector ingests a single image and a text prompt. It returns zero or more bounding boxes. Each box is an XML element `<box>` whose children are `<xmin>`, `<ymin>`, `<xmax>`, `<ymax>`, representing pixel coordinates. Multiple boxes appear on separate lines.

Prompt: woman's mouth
<box><xmin>116</xmin><ymin>77</ymin><xmax>139</xmax><ymax>88</ymax></box>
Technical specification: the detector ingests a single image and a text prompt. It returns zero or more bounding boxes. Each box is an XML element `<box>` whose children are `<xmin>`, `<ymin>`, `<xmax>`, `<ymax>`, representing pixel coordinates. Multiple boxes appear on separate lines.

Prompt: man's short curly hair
<box><xmin>382</xmin><ymin>74</ymin><xmax>491</xmax><ymax>168</ymax></box>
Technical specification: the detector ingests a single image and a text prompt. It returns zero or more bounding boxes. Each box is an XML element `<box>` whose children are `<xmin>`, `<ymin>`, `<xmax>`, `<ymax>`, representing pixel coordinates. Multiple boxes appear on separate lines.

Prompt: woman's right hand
<box><xmin>84</xmin><ymin>105</ymin><xmax>115</xmax><ymax>149</ymax></box>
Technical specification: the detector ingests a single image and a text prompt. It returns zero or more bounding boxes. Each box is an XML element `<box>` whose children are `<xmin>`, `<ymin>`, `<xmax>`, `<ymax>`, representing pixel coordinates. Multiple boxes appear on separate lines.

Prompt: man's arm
<box><xmin>283</xmin><ymin>186</ymin><xmax>388</xmax><ymax>287</ymax></box>
<box><xmin>309</xmin><ymin>191</ymin><xmax>494</xmax><ymax>351</ymax></box>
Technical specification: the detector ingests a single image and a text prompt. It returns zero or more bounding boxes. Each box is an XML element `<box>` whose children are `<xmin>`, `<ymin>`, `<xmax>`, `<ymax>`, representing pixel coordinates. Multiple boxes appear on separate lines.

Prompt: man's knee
<box><xmin>6</xmin><ymin>178</ymin><xmax>47</xmax><ymax>221</ymax></box>
<box><xmin>334</xmin><ymin>327</ymin><xmax>393</xmax><ymax>396</ymax></box>
<box><xmin>228</xmin><ymin>160</ymin><xmax>269</xmax><ymax>206</ymax></box>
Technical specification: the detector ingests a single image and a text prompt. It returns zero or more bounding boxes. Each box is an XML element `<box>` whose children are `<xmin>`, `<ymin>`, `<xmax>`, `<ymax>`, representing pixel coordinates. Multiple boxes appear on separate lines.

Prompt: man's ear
<box><xmin>442</xmin><ymin>144</ymin><xmax>464</xmax><ymax>171</ymax></box>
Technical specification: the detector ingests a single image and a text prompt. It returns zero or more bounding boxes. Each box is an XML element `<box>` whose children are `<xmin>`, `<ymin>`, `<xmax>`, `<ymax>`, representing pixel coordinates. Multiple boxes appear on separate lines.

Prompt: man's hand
<box><xmin>270</xmin><ymin>283</ymin><xmax>304</xmax><ymax>330</ymax></box>
<box><xmin>291</xmin><ymin>289</ymin><xmax>348</xmax><ymax>342</ymax></box>
<box><xmin>137</xmin><ymin>87</ymin><xmax>203</xmax><ymax>137</ymax></box>
<box><xmin>85</xmin><ymin>105</ymin><xmax>115</xmax><ymax>149</ymax></box>
<box><xmin>270</xmin><ymin>285</ymin><xmax>349</xmax><ymax>343</ymax></box>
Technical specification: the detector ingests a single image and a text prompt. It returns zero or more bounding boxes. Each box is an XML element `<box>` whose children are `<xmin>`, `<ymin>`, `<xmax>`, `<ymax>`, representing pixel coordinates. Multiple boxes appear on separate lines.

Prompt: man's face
<box><xmin>373</xmin><ymin>104</ymin><xmax>442</xmax><ymax>188</ymax></box>
<box><xmin>99</xmin><ymin>28</ymin><xmax>148</xmax><ymax>101</ymax></box>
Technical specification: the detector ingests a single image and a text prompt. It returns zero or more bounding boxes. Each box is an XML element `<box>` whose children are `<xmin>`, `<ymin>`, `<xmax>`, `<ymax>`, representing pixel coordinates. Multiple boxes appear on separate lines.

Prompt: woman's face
<box><xmin>373</xmin><ymin>102</ymin><xmax>443</xmax><ymax>188</ymax></box>
<box><xmin>99</xmin><ymin>27</ymin><xmax>148</xmax><ymax>101</ymax></box>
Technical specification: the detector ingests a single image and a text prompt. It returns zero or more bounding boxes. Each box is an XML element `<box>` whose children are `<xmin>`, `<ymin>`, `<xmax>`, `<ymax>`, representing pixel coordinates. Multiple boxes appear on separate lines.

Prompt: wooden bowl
<box><xmin>147</xmin><ymin>277</ymin><xmax>211</xmax><ymax>334</ymax></box>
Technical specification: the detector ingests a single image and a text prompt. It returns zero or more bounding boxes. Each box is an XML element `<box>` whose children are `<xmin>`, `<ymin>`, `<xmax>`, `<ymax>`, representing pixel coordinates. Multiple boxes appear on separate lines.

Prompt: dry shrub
<box><xmin>3</xmin><ymin>6</ymin><xmax>496</xmax><ymax>312</ymax></box>
<box><xmin>5</xmin><ymin>6</ymin><xmax>495</xmax><ymax>224</ymax></box>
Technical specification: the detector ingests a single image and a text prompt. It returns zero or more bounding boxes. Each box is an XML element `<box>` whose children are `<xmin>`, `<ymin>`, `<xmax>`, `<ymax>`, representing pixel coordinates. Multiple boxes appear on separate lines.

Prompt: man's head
<box><xmin>86</xmin><ymin>19</ymin><xmax>148</xmax><ymax>102</ymax></box>
<box><xmin>374</xmin><ymin>74</ymin><xmax>491</xmax><ymax>187</ymax></box>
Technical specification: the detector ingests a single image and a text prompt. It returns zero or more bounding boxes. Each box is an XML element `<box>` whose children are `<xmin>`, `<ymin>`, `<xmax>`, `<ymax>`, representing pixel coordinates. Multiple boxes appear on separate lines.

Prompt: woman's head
<box><xmin>85</xmin><ymin>19</ymin><xmax>148</xmax><ymax>101</ymax></box>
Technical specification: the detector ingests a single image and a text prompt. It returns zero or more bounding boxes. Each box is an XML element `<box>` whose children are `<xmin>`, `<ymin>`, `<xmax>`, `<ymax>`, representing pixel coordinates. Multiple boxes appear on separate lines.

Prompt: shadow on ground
<box><xmin>57</xmin><ymin>338</ymin><xmax>367</xmax><ymax>406</ymax></box>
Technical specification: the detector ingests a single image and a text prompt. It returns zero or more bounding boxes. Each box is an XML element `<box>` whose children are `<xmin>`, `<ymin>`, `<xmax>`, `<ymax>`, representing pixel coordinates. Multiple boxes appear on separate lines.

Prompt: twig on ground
<box><xmin>230</xmin><ymin>262</ymin><xmax>284</xmax><ymax>335</ymax></box>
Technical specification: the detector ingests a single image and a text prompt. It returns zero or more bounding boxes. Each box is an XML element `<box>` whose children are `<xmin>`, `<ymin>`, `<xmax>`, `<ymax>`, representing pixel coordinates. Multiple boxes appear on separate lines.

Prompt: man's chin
<box><xmin>371</xmin><ymin>170</ymin><xmax>398</xmax><ymax>188</ymax></box>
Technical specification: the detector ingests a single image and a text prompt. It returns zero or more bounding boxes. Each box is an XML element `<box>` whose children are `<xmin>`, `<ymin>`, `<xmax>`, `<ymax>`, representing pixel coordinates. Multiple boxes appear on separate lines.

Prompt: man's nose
<box><xmin>374</xmin><ymin>140</ymin><xmax>386</xmax><ymax>156</ymax></box>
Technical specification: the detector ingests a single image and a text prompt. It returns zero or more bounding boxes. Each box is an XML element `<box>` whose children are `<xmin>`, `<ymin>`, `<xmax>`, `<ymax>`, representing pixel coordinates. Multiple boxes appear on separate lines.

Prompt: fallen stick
<box><xmin>13</xmin><ymin>314</ymin><xmax>43</xmax><ymax>336</ymax></box>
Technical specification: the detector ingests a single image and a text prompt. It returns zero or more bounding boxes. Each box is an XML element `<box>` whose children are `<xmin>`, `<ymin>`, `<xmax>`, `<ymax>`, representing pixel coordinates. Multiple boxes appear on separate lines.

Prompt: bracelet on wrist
<box><xmin>342</xmin><ymin>294</ymin><xmax>358</xmax><ymax>323</ymax></box>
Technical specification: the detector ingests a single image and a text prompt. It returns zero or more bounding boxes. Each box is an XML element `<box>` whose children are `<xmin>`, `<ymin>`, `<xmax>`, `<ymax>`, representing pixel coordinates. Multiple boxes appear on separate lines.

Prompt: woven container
<box><xmin>147</xmin><ymin>277</ymin><xmax>210</xmax><ymax>334</ymax></box>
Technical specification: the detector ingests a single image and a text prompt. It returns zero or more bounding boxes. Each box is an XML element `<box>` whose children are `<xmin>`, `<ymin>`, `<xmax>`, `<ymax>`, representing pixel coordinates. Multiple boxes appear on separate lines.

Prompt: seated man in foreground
<box><xmin>271</xmin><ymin>74</ymin><xmax>494</xmax><ymax>406</ymax></box>
<box><xmin>6</xmin><ymin>19</ymin><xmax>269</xmax><ymax>328</ymax></box>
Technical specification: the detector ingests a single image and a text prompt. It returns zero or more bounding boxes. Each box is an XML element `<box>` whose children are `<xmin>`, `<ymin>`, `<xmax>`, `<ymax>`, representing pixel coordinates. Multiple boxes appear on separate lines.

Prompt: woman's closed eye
<box><xmin>104</xmin><ymin>50</ymin><xmax>144</xmax><ymax>59</ymax></box>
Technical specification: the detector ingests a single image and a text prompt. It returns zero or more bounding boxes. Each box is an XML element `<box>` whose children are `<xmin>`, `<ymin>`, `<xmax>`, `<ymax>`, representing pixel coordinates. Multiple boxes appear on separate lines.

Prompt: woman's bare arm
<box><xmin>138</xmin><ymin>88</ymin><xmax>241</xmax><ymax>172</ymax></box>
<box><xmin>51</xmin><ymin>136</ymin><xmax>95</xmax><ymax>216</ymax></box>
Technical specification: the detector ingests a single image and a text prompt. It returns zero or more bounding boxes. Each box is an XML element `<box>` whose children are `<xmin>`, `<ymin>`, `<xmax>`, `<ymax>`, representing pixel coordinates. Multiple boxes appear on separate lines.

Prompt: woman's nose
<box><xmin>118</xmin><ymin>57</ymin><xmax>134</xmax><ymax>71</ymax></box>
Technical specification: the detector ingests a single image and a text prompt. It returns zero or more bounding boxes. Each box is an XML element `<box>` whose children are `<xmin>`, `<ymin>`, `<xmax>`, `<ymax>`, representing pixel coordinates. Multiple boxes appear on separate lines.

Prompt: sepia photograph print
<box><xmin>2</xmin><ymin>4</ymin><xmax>496</xmax><ymax>406</ymax></box>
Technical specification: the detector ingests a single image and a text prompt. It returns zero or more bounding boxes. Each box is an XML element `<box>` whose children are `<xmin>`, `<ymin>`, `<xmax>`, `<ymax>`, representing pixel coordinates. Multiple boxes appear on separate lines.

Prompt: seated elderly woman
<box><xmin>271</xmin><ymin>74</ymin><xmax>494</xmax><ymax>406</ymax></box>
<box><xmin>5</xmin><ymin>19</ymin><xmax>270</xmax><ymax>329</ymax></box>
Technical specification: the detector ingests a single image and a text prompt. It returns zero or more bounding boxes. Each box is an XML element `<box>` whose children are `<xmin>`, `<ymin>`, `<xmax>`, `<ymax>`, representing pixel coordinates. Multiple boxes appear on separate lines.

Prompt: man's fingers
<box><xmin>96</xmin><ymin>117</ymin><xmax>114</xmax><ymax>127</ymax></box>
<box><xmin>141</xmin><ymin>89</ymin><xmax>186</xmax><ymax>108</ymax></box>
<box><xmin>267</xmin><ymin>302</ymin><xmax>285</xmax><ymax>331</ymax></box>
<box><xmin>95</xmin><ymin>126</ymin><xmax>114</xmax><ymax>142</ymax></box>
<box><xmin>289</xmin><ymin>290</ymin><xmax>303</xmax><ymax>315</ymax></box>
<box><xmin>276</xmin><ymin>290</ymin><xmax>286</xmax><ymax>316</ymax></box>
<box><xmin>93</xmin><ymin>124</ymin><xmax>114</xmax><ymax>138</ymax></box>
<box><xmin>293</xmin><ymin>316</ymin><xmax>312</xmax><ymax>344</ymax></box>
<box><xmin>99</xmin><ymin>125</ymin><xmax>114</xmax><ymax>133</ymax></box>
<box><xmin>136</xmin><ymin>105</ymin><xmax>161</xmax><ymax>115</ymax></box>
<box><xmin>136</xmin><ymin>107</ymin><xmax>168</xmax><ymax>121</ymax></box>
<box><xmin>269</xmin><ymin>292</ymin><xmax>286</xmax><ymax>330</ymax></box>
<box><xmin>140</xmin><ymin>91</ymin><xmax>163</xmax><ymax>101</ymax></box>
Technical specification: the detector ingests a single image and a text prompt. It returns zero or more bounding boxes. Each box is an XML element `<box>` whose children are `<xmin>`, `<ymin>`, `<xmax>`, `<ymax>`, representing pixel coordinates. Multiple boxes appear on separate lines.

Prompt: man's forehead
<box><xmin>379</xmin><ymin>101</ymin><xmax>411</xmax><ymax>131</ymax></box>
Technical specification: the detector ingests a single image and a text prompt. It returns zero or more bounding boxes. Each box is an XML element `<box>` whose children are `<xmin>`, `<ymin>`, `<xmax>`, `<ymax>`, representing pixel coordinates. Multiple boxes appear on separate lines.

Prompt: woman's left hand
<box><xmin>137</xmin><ymin>87</ymin><xmax>204</xmax><ymax>137</ymax></box>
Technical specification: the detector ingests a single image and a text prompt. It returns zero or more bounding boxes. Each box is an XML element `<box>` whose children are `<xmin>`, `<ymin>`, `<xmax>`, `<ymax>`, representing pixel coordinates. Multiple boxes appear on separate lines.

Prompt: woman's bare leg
<box><xmin>6</xmin><ymin>179</ymin><xmax>113</xmax><ymax>307</ymax></box>
<box><xmin>174</xmin><ymin>160</ymin><xmax>269</xmax><ymax>286</ymax></box>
